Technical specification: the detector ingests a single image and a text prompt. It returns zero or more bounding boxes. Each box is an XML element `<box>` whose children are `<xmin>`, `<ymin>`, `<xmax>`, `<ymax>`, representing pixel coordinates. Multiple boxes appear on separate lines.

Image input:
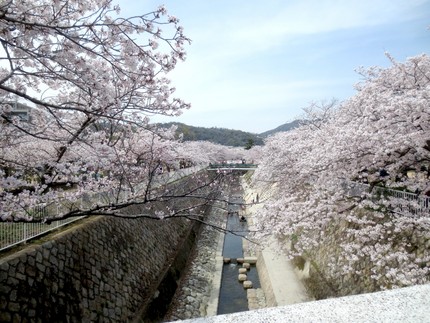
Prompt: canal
<box><xmin>162</xmin><ymin>175</ymin><xmax>262</xmax><ymax>321</ymax></box>
<box><xmin>217</xmin><ymin>188</ymin><xmax>261</xmax><ymax>315</ymax></box>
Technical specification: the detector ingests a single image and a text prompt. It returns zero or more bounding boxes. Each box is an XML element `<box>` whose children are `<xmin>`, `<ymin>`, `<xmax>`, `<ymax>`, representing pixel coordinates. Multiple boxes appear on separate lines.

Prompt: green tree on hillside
<box><xmin>245</xmin><ymin>138</ymin><xmax>254</xmax><ymax>150</ymax></box>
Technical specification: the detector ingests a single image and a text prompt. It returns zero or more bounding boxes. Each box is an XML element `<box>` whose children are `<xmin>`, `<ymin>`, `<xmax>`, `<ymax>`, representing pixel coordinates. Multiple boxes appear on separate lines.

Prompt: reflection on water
<box><xmin>222</xmin><ymin>214</ymin><xmax>246</xmax><ymax>259</ymax></box>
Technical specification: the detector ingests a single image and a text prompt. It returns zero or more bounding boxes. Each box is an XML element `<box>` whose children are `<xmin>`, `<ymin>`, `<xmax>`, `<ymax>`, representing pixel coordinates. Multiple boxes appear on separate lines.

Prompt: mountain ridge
<box><xmin>157</xmin><ymin>120</ymin><xmax>300</xmax><ymax>147</ymax></box>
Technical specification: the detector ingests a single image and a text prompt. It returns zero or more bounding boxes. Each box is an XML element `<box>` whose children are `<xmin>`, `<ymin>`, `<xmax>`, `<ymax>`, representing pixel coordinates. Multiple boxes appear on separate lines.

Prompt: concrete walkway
<box><xmin>242</xmin><ymin>183</ymin><xmax>310</xmax><ymax>307</ymax></box>
<box><xmin>255</xmin><ymin>236</ymin><xmax>310</xmax><ymax>307</ymax></box>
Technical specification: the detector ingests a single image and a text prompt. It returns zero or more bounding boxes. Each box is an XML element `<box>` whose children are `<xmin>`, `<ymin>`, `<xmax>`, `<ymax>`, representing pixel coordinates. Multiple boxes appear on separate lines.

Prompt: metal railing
<box><xmin>0</xmin><ymin>217</ymin><xmax>84</xmax><ymax>252</ymax></box>
<box><xmin>0</xmin><ymin>189</ymin><xmax>117</xmax><ymax>252</ymax></box>
<box><xmin>0</xmin><ymin>165</ymin><xmax>206</xmax><ymax>252</ymax></box>
<box><xmin>343</xmin><ymin>181</ymin><xmax>430</xmax><ymax>217</ymax></box>
<box><xmin>207</xmin><ymin>163</ymin><xmax>258</xmax><ymax>171</ymax></box>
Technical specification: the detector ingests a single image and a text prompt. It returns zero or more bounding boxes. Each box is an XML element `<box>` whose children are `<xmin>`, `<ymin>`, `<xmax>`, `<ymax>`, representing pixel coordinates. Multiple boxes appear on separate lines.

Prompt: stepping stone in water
<box><xmin>243</xmin><ymin>281</ymin><xmax>253</xmax><ymax>289</ymax></box>
<box><xmin>238</xmin><ymin>274</ymin><xmax>247</xmax><ymax>282</ymax></box>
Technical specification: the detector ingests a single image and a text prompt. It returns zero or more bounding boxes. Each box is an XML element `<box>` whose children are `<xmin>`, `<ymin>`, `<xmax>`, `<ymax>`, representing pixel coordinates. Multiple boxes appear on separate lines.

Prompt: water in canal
<box><xmin>217</xmin><ymin>191</ymin><xmax>261</xmax><ymax>315</ymax></box>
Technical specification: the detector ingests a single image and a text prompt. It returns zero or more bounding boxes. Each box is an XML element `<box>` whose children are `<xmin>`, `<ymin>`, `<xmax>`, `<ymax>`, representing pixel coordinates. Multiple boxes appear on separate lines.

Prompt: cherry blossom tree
<box><xmin>0</xmin><ymin>0</ymin><xmax>231</xmax><ymax>223</ymax></box>
<box><xmin>177</xmin><ymin>140</ymin><xmax>249</xmax><ymax>165</ymax></box>
<box><xmin>251</xmin><ymin>53</ymin><xmax>430</xmax><ymax>290</ymax></box>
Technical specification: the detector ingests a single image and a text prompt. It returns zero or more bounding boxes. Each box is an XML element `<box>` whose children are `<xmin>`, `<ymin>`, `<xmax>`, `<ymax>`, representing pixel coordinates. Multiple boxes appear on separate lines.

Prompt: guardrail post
<box><xmin>23</xmin><ymin>222</ymin><xmax>27</xmax><ymax>242</ymax></box>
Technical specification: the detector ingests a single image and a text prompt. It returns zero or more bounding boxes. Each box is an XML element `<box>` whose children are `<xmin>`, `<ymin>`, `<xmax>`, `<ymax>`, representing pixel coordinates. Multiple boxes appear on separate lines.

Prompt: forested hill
<box><xmin>157</xmin><ymin>120</ymin><xmax>301</xmax><ymax>147</ymax></box>
<box><xmin>157</xmin><ymin>122</ymin><xmax>264</xmax><ymax>147</ymax></box>
<box><xmin>259</xmin><ymin>120</ymin><xmax>301</xmax><ymax>137</ymax></box>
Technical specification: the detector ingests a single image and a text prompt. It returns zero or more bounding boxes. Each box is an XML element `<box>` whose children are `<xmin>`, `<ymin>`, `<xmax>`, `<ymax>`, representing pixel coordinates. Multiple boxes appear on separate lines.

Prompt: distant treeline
<box><xmin>157</xmin><ymin>122</ymin><xmax>264</xmax><ymax>147</ymax></box>
<box><xmin>156</xmin><ymin>120</ymin><xmax>301</xmax><ymax>147</ymax></box>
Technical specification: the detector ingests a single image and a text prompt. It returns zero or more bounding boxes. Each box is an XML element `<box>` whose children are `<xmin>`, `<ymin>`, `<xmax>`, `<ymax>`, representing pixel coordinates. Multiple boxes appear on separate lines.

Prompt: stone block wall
<box><xmin>0</xmin><ymin>212</ymin><xmax>194</xmax><ymax>322</ymax></box>
<box><xmin>299</xmin><ymin>217</ymin><xmax>430</xmax><ymax>300</ymax></box>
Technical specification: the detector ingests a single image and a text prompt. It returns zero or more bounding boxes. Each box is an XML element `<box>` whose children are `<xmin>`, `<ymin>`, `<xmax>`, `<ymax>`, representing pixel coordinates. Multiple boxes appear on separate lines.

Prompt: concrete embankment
<box><xmin>167</xmin><ymin>176</ymin><xmax>311</xmax><ymax>321</ymax></box>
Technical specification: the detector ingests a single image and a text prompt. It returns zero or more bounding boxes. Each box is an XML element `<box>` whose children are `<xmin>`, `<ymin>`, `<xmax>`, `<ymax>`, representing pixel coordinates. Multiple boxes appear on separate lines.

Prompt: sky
<box><xmin>121</xmin><ymin>0</ymin><xmax>430</xmax><ymax>133</ymax></box>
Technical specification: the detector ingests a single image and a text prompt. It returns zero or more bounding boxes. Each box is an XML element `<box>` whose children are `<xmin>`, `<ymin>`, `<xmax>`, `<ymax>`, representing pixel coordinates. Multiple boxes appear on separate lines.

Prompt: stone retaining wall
<box><xmin>0</xmin><ymin>207</ymin><xmax>196</xmax><ymax>322</ymax></box>
<box><xmin>300</xmin><ymin>216</ymin><xmax>430</xmax><ymax>300</ymax></box>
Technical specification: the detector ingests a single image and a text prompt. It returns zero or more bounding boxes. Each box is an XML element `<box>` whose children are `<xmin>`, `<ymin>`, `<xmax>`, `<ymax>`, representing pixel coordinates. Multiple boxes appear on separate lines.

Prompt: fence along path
<box><xmin>344</xmin><ymin>180</ymin><xmax>430</xmax><ymax>216</ymax></box>
<box><xmin>0</xmin><ymin>165</ymin><xmax>204</xmax><ymax>252</ymax></box>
